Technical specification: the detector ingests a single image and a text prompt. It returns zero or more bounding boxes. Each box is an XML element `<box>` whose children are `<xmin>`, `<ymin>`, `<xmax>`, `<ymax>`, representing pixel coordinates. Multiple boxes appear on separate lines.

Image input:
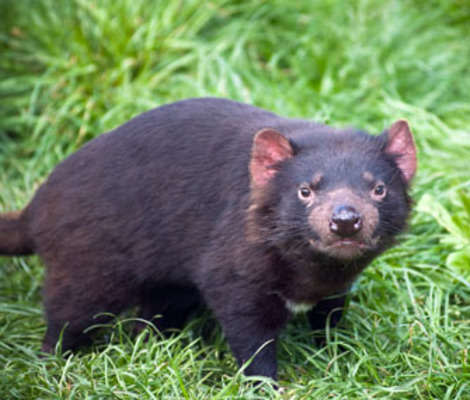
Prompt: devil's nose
<box><xmin>329</xmin><ymin>205</ymin><xmax>362</xmax><ymax>237</ymax></box>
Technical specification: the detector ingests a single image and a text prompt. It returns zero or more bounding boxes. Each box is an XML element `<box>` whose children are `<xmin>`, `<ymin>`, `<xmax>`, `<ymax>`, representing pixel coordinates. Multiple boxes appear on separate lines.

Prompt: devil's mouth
<box><xmin>308</xmin><ymin>238</ymin><xmax>367</xmax><ymax>248</ymax></box>
<box><xmin>308</xmin><ymin>237</ymin><xmax>376</xmax><ymax>259</ymax></box>
<box><xmin>329</xmin><ymin>239</ymin><xmax>367</xmax><ymax>249</ymax></box>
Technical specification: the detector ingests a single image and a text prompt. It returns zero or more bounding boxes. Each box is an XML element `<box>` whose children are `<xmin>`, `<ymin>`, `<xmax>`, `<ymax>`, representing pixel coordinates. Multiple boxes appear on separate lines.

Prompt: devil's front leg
<box><xmin>205</xmin><ymin>285</ymin><xmax>288</xmax><ymax>380</ymax></box>
<box><xmin>307</xmin><ymin>293</ymin><xmax>347</xmax><ymax>346</ymax></box>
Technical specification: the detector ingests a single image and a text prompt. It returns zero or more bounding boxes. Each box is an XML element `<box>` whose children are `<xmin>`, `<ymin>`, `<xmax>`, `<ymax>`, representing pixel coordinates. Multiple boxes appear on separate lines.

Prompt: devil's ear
<box><xmin>249</xmin><ymin>128</ymin><xmax>294</xmax><ymax>189</ymax></box>
<box><xmin>383</xmin><ymin>120</ymin><xmax>417</xmax><ymax>184</ymax></box>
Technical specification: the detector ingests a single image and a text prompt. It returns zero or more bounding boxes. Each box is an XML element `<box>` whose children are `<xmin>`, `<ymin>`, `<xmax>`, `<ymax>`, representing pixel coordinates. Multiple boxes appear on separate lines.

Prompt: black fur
<box><xmin>0</xmin><ymin>98</ymin><xmax>416</xmax><ymax>379</ymax></box>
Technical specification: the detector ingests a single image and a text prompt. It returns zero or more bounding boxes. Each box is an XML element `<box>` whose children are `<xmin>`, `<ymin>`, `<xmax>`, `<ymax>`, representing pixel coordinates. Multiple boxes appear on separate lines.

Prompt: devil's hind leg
<box><xmin>40</xmin><ymin>265</ymin><xmax>132</xmax><ymax>353</ymax></box>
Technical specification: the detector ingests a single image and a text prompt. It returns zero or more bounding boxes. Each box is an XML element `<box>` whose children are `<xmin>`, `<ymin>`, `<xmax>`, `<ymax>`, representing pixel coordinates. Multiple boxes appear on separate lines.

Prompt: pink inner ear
<box><xmin>250</xmin><ymin>129</ymin><xmax>293</xmax><ymax>188</ymax></box>
<box><xmin>385</xmin><ymin>120</ymin><xmax>417</xmax><ymax>183</ymax></box>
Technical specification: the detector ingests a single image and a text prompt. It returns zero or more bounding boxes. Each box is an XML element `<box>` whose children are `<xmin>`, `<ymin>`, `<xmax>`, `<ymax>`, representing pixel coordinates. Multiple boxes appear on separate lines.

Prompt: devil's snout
<box><xmin>329</xmin><ymin>205</ymin><xmax>362</xmax><ymax>237</ymax></box>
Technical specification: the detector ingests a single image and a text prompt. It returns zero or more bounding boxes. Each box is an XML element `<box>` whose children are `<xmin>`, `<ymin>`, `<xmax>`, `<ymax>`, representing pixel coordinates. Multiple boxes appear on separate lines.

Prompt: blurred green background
<box><xmin>1</xmin><ymin>0</ymin><xmax>469</xmax><ymax>398</ymax></box>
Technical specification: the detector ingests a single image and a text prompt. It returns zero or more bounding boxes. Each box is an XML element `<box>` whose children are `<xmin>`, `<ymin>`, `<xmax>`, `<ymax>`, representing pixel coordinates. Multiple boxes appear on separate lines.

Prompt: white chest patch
<box><xmin>284</xmin><ymin>300</ymin><xmax>316</xmax><ymax>314</ymax></box>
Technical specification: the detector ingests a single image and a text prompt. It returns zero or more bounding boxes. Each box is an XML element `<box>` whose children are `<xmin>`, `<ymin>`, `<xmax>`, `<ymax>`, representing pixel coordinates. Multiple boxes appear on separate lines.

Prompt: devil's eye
<box><xmin>375</xmin><ymin>185</ymin><xmax>385</xmax><ymax>195</ymax></box>
<box><xmin>299</xmin><ymin>186</ymin><xmax>312</xmax><ymax>199</ymax></box>
<box><xmin>372</xmin><ymin>183</ymin><xmax>387</xmax><ymax>200</ymax></box>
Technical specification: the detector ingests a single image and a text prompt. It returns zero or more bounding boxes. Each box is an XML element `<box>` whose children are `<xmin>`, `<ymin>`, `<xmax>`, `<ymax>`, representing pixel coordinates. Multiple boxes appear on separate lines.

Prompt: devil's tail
<box><xmin>0</xmin><ymin>210</ymin><xmax>34</xmax><ymax>255</ymax></box>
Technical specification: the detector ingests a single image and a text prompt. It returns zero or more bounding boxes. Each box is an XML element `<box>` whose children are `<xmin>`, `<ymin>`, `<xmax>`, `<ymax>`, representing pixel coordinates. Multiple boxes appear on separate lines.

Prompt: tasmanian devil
<box><xmin>0</xmin><ymin>98</ymin><xmax>417</xmax><ymax>379</ymax></box>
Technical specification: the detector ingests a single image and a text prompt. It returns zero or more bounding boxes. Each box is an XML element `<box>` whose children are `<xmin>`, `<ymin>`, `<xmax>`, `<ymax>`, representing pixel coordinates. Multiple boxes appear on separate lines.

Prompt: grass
<box><xmin>1</xmin><ymin>0</ymin><xmax>469</xmax><ymax>398</ymax></box>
